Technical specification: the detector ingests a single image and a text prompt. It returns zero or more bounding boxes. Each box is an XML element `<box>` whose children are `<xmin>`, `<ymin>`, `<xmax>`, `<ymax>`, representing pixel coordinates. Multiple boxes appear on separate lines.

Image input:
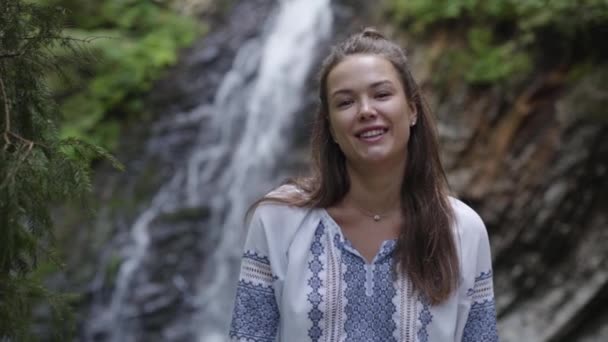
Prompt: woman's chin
<box><xmin>354</xmin><ymin>152</ymin><xmax>393</xmax><ymax>165</ymax></box>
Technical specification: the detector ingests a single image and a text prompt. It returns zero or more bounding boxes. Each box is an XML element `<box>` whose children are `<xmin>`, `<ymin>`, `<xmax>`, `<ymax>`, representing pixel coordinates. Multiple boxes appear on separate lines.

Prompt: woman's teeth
<box><xmin>359</xmin><ymin>129</ymin><xmax>385</xmax><ymax>138</ymax></box>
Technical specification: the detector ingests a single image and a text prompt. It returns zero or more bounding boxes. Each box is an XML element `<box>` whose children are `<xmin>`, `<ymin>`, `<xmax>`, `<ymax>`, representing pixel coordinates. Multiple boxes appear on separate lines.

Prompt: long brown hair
<box><xmin>254</xmin><ymin>28</ymin><xmax>459</xmax><ymax>305</ymax></box>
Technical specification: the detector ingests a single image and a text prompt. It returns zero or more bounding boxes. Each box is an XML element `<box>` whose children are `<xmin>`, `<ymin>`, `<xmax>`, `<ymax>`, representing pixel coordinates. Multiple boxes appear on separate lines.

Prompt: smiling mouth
<box><xmin>357</xmin><ymin>128</ymin><xmax>388</xmax><ymax>139</ymax></box>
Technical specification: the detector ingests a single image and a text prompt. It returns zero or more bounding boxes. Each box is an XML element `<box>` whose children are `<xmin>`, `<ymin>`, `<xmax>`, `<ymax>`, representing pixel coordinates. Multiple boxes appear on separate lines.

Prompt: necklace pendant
<box><xmin>373</xmin><ymin>214</ymin><xmax>380</xmax><ymax>221</ymax></box>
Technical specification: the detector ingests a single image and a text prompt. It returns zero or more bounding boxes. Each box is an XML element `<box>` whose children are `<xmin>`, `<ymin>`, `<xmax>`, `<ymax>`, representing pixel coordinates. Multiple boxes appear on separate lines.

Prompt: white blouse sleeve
<box><xmin>229</xmin><ymin>205</ymin><xmax>281</xmax><ymax>342</ymax></box>
<box><xmin>460</xmin><ymin>208</ymin><xmax>499</xmax><ymax>342</ymax></box>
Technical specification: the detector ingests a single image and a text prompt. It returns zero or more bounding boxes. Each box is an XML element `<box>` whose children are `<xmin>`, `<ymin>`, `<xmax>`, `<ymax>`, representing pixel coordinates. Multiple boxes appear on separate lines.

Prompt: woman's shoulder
<box><xmin>448</xmin><ymin>196</ymin><xmax>489</xmax><ymax>242</ymax></box>
<box><xmin>265</xmin><ymin>183</ymin><xmax>309</xmax><ymax>202</ymax></box>
<box><xmin>253</xmin><ymin>199</ymin><xmax>310</xmax><ymax>223</ymax></box>
<box><xmin>250</xmin><ymin>184</ymin><xmax>316</xmax><ymax>236</ymax></box>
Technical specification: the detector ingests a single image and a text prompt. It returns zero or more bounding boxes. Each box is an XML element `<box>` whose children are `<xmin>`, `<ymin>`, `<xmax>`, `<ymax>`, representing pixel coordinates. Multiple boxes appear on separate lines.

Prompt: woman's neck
<box><xmin>343</xmin><ymin>159</ymin><xmax>405</xmax><ymax>214</ymax></box>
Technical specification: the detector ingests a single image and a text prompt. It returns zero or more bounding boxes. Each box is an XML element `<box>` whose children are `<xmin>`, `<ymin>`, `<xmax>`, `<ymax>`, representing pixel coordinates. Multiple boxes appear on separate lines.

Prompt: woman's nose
<box><xmin>358</xmin><ymin>98</ymin><xmax>377</xmax><ymax>120</ymax></box>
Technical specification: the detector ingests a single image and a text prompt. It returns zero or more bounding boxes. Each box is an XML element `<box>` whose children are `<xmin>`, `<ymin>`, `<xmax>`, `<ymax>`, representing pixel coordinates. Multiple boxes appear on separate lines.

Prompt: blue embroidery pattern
<box><xmin>462</xmin><ymin>269</ymin><xmax>498</xmax><ymax>342</ymax></box>
<box><xmin>230</xmin><ymin>281</ymin><xmax>280</xmax><ymax>342</ymax></box>
<box><xmin>342</xmin><ymin>242</ymin><xmax>397</xmax><ymax>341</ymax></box>
<box><xmin>462</xmin><ymin>300</ymin><xmax>498</xmax><ymax>342</ymax></box>
<box><xmin>417</xmin><ymin>295</ymin><xmax>433</xmax><ymax>342</ymax></box>
<box><xmin>230</xmin><ymin>251</ymin><xmax>279</xmax><ymax>342</ymax></box>
<box><xmin>307</xmin><ymin>223</ymin><xmax>325</xmax><ymax>341</ymax></box>
<box><xmin>242</xmin><ymin>251</ymin><xmax>271</xmax><ymax>264</ymax></box>
<box><xmin>312</xmin><ymin>213</ymin><xmax>439</xmax><ymax>342</ymax></box>
<box><xmin>475</xmin><ymin>270</ymin><xmax>493</xmax><ymax>282</ymax></box>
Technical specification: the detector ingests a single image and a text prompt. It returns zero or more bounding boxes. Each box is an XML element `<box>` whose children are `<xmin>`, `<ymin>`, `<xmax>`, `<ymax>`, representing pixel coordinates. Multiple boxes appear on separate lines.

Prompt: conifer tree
<box><xmin>0</xmin><ymin>0</ymin><xmax>121</xmax><ymax>339</ymax></box>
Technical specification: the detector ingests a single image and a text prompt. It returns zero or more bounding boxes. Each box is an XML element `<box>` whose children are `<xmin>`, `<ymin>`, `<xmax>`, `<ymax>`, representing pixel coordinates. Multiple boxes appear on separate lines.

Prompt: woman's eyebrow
<box><xmin>370</xmin><ymin>80</ymin><xmax>393</xmax><ymax>88</ymax></box>
<box><xmin>330</xmin><ymin>88</ymin><xmax>352</xmax><ymax>98</ymax></box>
<box><xmin>331</xmin><ymin>80</ymin><xmax>394</xmax><ymax>98</ymax></box>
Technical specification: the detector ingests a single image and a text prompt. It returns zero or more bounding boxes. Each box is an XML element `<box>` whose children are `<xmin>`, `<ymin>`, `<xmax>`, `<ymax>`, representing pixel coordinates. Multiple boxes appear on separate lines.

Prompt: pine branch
<box><xmin>0</xmin><ymin>52</ymin><xmax>25</xmax><ymax>59</ymax></box>
<box><xmin>1</xmin><ymin>76</ymin><xmax>50</xmax><ymax>152</ymax></box>
<box><xmin>0</xmin><ymin>1</ymin><xmax>125</xmax><ymax>338</ymax></box>
<box><xmin>21</xmin><ymin>35</ymin><xmax>118</xmax><ymax>45</ymax></box>
<box><xmin>0</xmin><ymin>145</ymin><xmax>34</xmax><ymax>191</ymax></box>
<box><xmin>1</xmin><ymin>76</ymin><xmax>10</xmax><ymax>133</ymax></box>
<box><xmin>0</xmin><ymin>35</ymin><xmax>111</xmax><ymax>59</ymax></box>
<box><xmin>60</xmin><ymin>138</ymin><xmax>125</xmax><ymax>171</ymax></box>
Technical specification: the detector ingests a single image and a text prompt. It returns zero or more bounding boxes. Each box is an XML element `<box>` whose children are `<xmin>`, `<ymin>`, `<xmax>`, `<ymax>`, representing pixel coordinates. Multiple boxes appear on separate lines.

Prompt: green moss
<box><xmin>157</xmin><ymin>207</ymin><xmax>211</xmax><ymax>223</ymax></box>
<box><xmin>104</xmin><ymin>253</ymin><xmax>123</xmax><ymax>287</ymax></box>
<box><xmin>563</xmin><ymin>65</ymin><xmax>608</xmax><ymax>123</ymax></box>
<box><xmin>30</xmin><ymin>261</ymin><xmax>62</xmax><ymax>282</ymax></box>
<box><xmin>39</xmin><ymin>0</ymin><xmax>206</xmax><ymax>151</ymax></box>
<box><xmin>386</xmin><ymin>0</ymin><xmax>608</xmax><ymax>85</ymax></box>
<box><xmin>464</xmin><ymin>27</ymin><xmax>531</xmax><ymax>84</ymax></box>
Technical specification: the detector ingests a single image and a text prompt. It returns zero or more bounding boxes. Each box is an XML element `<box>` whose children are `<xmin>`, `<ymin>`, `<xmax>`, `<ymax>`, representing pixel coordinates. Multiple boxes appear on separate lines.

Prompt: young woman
<box><xmin>229</xmin><ymin>28</ymin><xmax>498</xmax><ymax>342</ymax></box>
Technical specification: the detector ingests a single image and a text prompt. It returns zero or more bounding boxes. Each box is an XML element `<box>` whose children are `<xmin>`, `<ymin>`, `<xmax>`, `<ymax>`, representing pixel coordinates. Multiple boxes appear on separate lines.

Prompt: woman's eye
<box><xmin>336</xmin><ymin>99</ymin><xmax>353</xmax><ymax>108</ymax></box>
<box><xmin>376</xmin><ymin>92</ymin><xmax>392</xmax><ymax>99</ymax></box>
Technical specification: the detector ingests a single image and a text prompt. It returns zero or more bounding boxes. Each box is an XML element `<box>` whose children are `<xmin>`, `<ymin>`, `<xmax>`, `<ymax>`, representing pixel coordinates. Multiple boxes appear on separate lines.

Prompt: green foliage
<box><xmin>387</xmin><ymin>0</ymin><xmax>608</xmax><ymax>84</ymax></box>
<box><xmin>41</xmin><ymin>0</ymin><xmax>204</xmax><ymax>150</ymax></box>
<box><xmin>0</xmin><ymin>0</ymin><xmax>121</xmax><ymax>339</ymax></box>
<box><xmin>389</xmin><ymin>0</ymin><xmax>608</xmax><ymax>32</ymax></box>
<box><xmin>464</xmin><ymin>27</ymin><xmax>531</xmax><ymax>83</ymax></box>
<box><xmin>104</xmin><ymin>253</ymin><xmax>123</xmax><ymax>287</ymax></box>
<box><xmin>563</xmin><ymin>64</ymin><xmax>608</xmax><ymax>123</ymax></box>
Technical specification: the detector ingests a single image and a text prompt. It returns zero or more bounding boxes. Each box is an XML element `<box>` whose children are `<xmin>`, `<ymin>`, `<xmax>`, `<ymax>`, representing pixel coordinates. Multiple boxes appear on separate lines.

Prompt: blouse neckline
<box><xmin>318</xmin><ymin>208</ymin><xmax>397</xmax><ymax>265</ymax></box>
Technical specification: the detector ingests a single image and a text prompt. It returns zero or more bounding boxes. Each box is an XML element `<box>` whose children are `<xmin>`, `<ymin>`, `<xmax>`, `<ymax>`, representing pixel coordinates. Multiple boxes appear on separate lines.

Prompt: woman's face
<box><xmin>326</xmin><ymin>54</ymin><xmax>417</xmax><ymax>168</ymax></box>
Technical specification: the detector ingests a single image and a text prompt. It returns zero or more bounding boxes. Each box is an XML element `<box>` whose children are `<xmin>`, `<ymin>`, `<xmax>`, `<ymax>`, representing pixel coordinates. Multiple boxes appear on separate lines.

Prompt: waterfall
<box><xmin>194</xmin><ymin>0</ymin><xmax>333</xmax><ymax>339</ymax></box>
<box><xmin>84</xmin><ymin>0</ymin><xmax>332</xmax><ymax>340</ymax></box>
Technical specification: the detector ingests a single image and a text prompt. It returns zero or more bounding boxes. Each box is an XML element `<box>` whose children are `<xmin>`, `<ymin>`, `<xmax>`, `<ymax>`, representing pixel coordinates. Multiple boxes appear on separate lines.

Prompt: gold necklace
<box><xmin>350</xmin><ymin>201</ymin><xmax>398</xmax><ymax>222</ymax></box>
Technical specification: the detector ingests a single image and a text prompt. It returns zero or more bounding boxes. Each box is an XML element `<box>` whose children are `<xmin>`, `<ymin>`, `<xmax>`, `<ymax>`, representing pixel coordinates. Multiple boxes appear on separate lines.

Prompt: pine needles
<box><xmin>0</xmin><ymin>0</ymin><xmax>122</xmax><ymax>339</ymax></box>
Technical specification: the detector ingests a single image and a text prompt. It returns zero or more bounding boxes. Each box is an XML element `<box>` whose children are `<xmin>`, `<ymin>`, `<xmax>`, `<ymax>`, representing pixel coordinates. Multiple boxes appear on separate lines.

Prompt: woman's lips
<box><xmin>356</xmin><ymin>128</ymin><xmax>388</xmax><ymax>142</ymax></box>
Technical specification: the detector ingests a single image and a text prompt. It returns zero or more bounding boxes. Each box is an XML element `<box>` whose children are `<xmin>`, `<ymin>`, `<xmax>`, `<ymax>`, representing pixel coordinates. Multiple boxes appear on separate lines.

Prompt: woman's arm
<box><xmin>461</xmin><ymin>217</ymin><xmax>499</xmax><ymax>342</ymax></box>
<box><xmin>229</xmin><ymin>206</ymin><xmax>280</xmax><ymax>342</ymax></box>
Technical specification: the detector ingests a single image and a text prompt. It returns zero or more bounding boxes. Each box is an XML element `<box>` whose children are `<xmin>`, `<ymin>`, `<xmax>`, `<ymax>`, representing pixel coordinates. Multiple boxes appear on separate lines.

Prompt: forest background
<box><xmin>1</xmin><ymin>0</ymin><xmax>607</xmax><ymax>340</ymax></box>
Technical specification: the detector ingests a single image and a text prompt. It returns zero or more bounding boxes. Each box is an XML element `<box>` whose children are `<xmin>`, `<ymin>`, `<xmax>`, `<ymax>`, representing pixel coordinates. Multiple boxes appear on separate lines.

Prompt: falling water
<box><xmin>85</xmin><ymin>0</ymin><xmax>332</xmax><ymax>341</ymax></box>
<box><xmin>194</xmin><ymin>0</ymin><xmax>333</xmax><ymax>339</ymax></box>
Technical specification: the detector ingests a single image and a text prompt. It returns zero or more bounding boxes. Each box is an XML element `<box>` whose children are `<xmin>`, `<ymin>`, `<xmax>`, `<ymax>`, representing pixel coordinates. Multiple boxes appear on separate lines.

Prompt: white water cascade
<box><xmin>86</xmin><ymin>0</ymin><xmax>333</xmax><ymax>341</ymax></box>
<box><xmin>194</xmin><ymin>0</ymin><xmax>333</xmax><ymax>339</ymax></box>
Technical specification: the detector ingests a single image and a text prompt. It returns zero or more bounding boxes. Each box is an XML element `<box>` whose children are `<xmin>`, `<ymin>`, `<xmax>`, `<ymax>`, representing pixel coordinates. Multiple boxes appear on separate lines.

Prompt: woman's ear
<box><xmin>329</xmin><ymin>126</ymin><xmax>338</xmax><ymax>144</ymax></box>
<box><xmin>409</xmin><ymin>103</ymin><xmax>418</xmax><ymax>127</ymax></box>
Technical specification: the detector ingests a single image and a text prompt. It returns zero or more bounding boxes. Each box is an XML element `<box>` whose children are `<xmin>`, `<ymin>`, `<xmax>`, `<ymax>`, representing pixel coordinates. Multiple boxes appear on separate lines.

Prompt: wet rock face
<box><xmin>77</xmin><ymin>1</ymin><xmax>277</xmax><ymax>341</ymax></box>
<box><xmin>150</xmin><ymin>0</ymin><xmax>276</xmax><ymax>116</ymax></box>
<box><xmin>409</xmin><ymin>37</ymin><xmax>608</xmax><ymax>341</ymax></box>
<box><xmin>104</xmin><ymin>210</ymin><xmax>211</xmax><ymax>341</ymax></box>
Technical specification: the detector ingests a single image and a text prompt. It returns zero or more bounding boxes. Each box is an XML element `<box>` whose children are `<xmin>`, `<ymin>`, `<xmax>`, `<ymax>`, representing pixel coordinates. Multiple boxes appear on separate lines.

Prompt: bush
<box><xmin>0</xmin><ymin>1</ymin><xmax>122</xmax><ymax>338</ymax></box>
<box><xmin>41</xmin><ymin>0</ymin><xmax>204</xmax><ymax>150</ymax></box>
<box><xmin>387</xmin><ymin>0</ymin><xmax>608</xmax><ymax>84</ymax></box>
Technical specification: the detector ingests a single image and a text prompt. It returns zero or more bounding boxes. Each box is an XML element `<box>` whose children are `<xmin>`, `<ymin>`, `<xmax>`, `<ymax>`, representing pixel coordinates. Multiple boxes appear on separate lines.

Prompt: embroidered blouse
<box><xmin>229</xmin><ymin>196</ymin><xmax>499</xmax><ymax>342</ymax></box>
